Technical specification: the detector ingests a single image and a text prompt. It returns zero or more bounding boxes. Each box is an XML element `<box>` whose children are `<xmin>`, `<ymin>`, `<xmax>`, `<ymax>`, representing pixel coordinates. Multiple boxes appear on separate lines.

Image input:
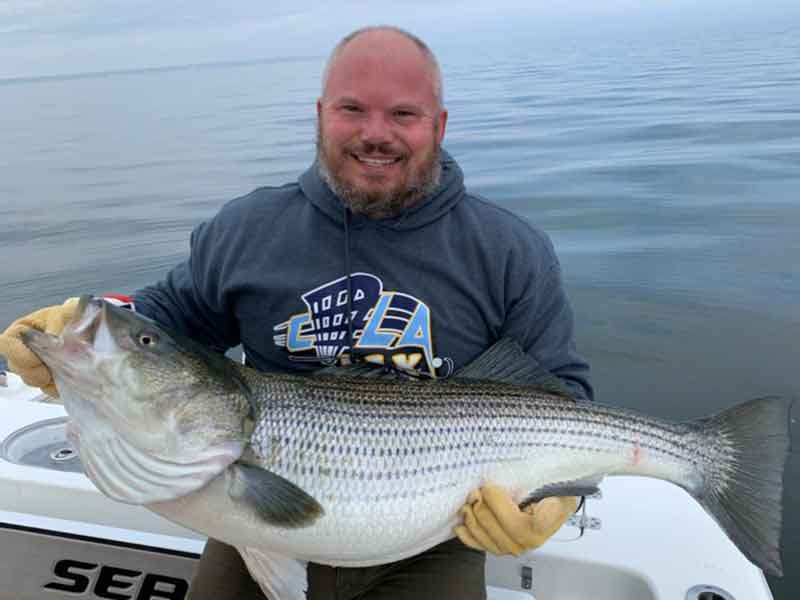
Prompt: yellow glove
<box><xmin>0</xmin><ymin>298</ymin><xmax>79</xmax><ymax>399</ymax></box>
<box><xmin>454</xmin><ymin>484</ymin><xmax>577</xmax><ymax>555</ymax></box>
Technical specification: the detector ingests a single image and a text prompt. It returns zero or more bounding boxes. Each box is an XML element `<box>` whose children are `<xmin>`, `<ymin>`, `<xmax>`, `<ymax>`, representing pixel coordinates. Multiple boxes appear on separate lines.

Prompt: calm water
<box><xmin>1</xmin><ymin>29</ymin><xmax>799</xmax><ymax>599</ymax></box>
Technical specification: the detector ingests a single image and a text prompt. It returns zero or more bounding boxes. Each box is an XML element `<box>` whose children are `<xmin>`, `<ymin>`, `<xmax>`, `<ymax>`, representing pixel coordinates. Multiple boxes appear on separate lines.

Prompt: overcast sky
<box><xmin>2</xmin><ymin>1</ymin><xmax>798</xmax><ymax>79</ymax></box>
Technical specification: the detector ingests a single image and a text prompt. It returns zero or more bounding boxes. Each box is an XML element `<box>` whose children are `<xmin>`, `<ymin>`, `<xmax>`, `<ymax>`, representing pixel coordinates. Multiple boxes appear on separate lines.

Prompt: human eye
<box><xmin>394</xmin><ymin>108</ymin><xmax>417</xmax><ymax>119</ymax></box>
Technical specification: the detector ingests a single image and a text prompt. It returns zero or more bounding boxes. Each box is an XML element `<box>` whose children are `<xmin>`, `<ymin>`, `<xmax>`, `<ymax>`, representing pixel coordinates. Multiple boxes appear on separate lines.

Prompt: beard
<box><xmin>316</xmin><ymin>122</ymin><xmax>442</xmax><ymax>220</ymax></box>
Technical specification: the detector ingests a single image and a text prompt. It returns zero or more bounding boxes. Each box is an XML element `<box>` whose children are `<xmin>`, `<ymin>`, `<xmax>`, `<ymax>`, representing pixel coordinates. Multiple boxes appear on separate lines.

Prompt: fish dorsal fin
<box><xmin>313</xmin><ymin>360</ymin><xmax>419</xmax><ymax>380</ymax></box>
<box><xmin>455</xmin><ymin>338</ymin><xmax>574</xmax><ymax>397</ymax></box>
<box><xmin>311</xmin><ymin>338</ymin><xmax>575</xmax><ymax>395</ymax></box>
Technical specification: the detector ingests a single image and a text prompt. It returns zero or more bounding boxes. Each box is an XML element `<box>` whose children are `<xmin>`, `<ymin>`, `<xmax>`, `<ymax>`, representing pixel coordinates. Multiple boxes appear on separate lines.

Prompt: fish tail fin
<box><xmin>694</xmin><ymin>396</ymin><xmax>792</xmax><ymax>576</ymax></box>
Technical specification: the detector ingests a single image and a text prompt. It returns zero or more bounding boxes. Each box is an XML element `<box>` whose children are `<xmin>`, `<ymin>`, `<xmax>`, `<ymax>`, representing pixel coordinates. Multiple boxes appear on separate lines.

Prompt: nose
<box><xmin>359</xmin><ymin>112</ymin><xmax>393</xmax><ymax>146</ymax></box>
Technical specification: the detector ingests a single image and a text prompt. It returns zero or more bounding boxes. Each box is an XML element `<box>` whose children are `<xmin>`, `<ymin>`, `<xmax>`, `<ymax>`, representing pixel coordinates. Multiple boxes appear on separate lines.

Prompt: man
<box><xmin>0</xmin><ymin>26</ymin><xmax>591</xmax><ymax>599</ymax></box>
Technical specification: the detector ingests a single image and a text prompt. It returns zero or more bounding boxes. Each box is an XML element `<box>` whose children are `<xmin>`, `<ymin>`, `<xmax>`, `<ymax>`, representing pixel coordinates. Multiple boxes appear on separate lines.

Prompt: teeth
<box><xmin>356</xmin><ymin>156</ymin><xmax>397</xmax><ymax>166</ymax></box>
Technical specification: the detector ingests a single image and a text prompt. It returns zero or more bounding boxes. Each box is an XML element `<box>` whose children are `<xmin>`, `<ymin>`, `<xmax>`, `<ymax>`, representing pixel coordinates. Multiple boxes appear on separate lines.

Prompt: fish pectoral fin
<box><xmin>226</xmin><ymin>464</ymin><xmax>324</xmax><ymax>528</ymax></box>
<box><xmin>519</xmin><ymin>475</ymin><xmax>604</xmax><ymax>508</ymax></box>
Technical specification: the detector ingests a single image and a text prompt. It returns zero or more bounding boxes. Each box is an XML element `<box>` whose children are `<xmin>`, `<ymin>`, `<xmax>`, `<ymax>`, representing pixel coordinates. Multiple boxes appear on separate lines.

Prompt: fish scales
<box><xmin>249</xmin><ymin>374</ymin><xmax>705</xmax><ymax>506</ymax></box>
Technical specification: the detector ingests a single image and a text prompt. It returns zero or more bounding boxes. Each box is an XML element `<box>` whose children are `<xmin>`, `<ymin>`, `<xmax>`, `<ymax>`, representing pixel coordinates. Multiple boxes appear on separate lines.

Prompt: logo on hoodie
<box><xmin>273</xmin><ymin>273</ymin><xmax>452</xmax><ymax>377</ymax></box>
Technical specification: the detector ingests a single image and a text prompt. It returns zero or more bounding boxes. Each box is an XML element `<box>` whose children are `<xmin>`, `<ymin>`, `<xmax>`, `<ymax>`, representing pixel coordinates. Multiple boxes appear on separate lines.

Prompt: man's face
<box><xmin>316</xmin><ymin>32</ymin><xmax>448</xmax><ymax>218</ymax></box>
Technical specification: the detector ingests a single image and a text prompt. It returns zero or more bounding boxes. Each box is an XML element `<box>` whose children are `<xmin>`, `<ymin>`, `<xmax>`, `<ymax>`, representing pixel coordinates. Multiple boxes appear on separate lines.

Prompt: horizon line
<box><xmin>0</xmin><ymin>54</ymin><xmax>323</xmax><ymax>87</ymax></box>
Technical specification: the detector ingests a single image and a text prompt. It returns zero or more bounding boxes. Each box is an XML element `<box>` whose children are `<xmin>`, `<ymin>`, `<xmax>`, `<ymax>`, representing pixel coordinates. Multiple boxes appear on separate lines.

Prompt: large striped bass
<box><xmin>21</xmin><ymin>296</ymin><xmax>791</xmax><ymax>598</ymax></box>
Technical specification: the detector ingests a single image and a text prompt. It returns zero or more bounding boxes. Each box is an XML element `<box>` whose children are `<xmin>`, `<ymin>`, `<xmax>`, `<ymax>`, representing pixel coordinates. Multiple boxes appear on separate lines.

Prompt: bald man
<box><xmin>0</xmin><ymin>26</ymin><xmax>591</xmax><ymax>600</ymax></box>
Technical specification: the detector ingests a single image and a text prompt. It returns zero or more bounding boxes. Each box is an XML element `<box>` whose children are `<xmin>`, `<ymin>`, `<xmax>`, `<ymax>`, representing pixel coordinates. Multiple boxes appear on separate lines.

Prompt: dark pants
<box><xmin>188</xmin><ymin>538</ymin><xmax>486</xmax><ymax>600</ymax></box>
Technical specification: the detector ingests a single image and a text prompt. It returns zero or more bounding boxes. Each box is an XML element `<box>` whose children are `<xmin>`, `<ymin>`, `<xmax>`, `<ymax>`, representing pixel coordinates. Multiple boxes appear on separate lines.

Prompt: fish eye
<box><xmin>137</xmin><ymin>332</ymin><xmax>159</xmax><ymax>347</ymax></box>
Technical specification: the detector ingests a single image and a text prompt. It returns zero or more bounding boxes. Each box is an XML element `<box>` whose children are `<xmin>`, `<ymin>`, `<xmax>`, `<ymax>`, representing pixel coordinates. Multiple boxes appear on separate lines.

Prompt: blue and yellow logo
<box><xmin>273</xmin><ymin>273</ymin><xmax>451</xmax><ymax>377</ymax></box>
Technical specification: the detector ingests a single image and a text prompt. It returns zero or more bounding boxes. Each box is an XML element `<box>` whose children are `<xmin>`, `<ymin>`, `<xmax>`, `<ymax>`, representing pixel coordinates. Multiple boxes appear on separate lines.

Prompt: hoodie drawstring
<box><xmin>343</xmin><ymin>206</ymin><xmax>357</xmax><ymax>364</ymax></box>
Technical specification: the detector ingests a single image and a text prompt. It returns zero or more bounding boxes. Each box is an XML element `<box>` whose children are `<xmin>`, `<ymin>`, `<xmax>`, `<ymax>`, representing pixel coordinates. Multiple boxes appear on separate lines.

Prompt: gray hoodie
<box><xmin>133</xmin><ymin>151</ymin><xmax>592</xmax><ymax>400</ymax></box>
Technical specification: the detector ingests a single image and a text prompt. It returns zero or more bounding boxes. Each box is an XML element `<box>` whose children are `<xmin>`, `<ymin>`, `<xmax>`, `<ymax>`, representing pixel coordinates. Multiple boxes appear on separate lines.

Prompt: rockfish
<box><xmin>21</xmin><ymin>297</ymin><xmax>791</xmax><ymax>598</ymax></box>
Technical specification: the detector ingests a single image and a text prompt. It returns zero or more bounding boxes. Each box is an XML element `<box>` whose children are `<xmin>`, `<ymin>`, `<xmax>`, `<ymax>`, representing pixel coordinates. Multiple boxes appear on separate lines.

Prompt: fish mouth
<box><xmin>67</xmin><ymin>295</ymin><xmax>105</xmax><ymax>345</ymax></box>
<box><xmin>20</xmin><ymin>295</ymin><xmax>105</xmax><ymax>364</ymax></box>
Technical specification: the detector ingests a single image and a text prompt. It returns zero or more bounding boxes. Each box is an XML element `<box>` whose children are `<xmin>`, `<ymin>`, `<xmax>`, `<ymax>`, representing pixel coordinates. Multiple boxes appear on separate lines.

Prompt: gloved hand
<box><xmin>454</xmin><ymin>484</ymin><xmax>577</xmax><ymax>555</ymax></box>
<box><xmin>0</xmin><ymin>298</ymin><xmax>79</xmax><ymax>398</ymax></box>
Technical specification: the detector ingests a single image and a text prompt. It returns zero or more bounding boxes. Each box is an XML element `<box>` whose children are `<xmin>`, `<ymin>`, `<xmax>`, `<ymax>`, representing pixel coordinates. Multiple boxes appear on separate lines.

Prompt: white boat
<box><xmin>0</xmin><ymin>371</ymin><xmax>774</xmax><ymax>600</ymax></box>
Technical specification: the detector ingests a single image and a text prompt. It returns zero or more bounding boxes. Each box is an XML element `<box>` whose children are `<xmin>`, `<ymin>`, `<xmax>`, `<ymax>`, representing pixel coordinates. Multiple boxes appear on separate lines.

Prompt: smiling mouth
<box><xmin>351</xmin><ymin>153</ymin><xmax>403</xmax><ymax>167</ymax></box>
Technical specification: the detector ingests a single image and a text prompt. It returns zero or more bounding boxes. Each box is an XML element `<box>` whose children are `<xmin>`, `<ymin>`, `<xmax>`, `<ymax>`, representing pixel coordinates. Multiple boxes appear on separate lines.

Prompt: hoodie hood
<box><xmin>299</xmin><ymin>149</ymin><xmax>465</xmax><ymax>231</ymax></box>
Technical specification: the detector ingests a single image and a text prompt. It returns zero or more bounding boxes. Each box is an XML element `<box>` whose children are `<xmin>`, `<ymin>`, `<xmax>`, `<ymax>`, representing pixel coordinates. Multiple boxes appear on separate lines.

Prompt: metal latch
<box><xmin>567</xmin><ymin>514</ymin><xmax>602</xmax><ymax>531</ymax></box>
<box><xmin>566</xmin><ymin>493</ymin><xmax>602</xmax><ymax>532</ymax></box>
<box><xmin>520</xmin><ymin>565</ymin><xmax>533</xmax><ymax>590</ymax></box>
